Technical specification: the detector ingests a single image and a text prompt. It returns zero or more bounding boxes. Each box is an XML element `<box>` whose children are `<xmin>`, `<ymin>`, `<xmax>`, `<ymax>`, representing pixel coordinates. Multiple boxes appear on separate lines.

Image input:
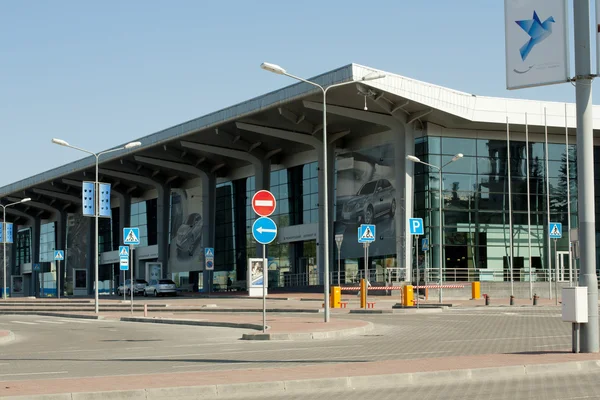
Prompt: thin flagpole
<box><xmin>526</xmin><ymin>113</ymin><xmax>533</xmax><ymax>299</ymax></box>
<box><xmin>507</xmin><ymin>117</ymin><xmax>514</xmax><ymax>296</ymax></box>
<box><xmin>545</xmin><ymin>107</ymin><xmax>552</xmax><ymax>299</ymax></box>
<box><xmin>565</xmin><ymin>103</ymin><xmax>572</xmax><ymax>286</ymax></box>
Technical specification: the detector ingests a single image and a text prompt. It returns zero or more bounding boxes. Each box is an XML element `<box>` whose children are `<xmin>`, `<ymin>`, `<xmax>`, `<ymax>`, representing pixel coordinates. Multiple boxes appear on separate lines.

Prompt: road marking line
<box><xmin>57</xmin><ymin>319</ymin><xmax>91</xmax><ymax>324</ymax></box>
<box><xmin>35</xmin><ymin>320</ymin><xmax>64</xmax><ymax>324</ymax></box>
<box><xmin>10</xmin><ymin>321</ymin><xmax>37</xmax><ymax>325</ymax></box>
<box><xmin>0</xmin><ymin>371</ymin><xmax>68</xmax><ymax>378</ymax></box>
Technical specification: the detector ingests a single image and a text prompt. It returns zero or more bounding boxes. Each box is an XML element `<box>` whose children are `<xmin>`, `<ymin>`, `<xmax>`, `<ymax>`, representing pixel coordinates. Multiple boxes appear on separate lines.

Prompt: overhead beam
<box><xmin>303</xmin><ymin>100</ymin><xmax>399</xmax><ymax>127</ymax></box>
<box><xmin>328</xmin><ymin>130</ymin><xmax>351</xmax><ymax>144</ymax></box>
<box><xmin>31</xmin><ymin>188</ymin><xmax>81</xmax><ymax>204</ymax></box>
<box><xmin>181</xmin><ymin>141</ymin><xmax>263</xmax><ymax>164</ymax></box>
<box><xmin>236</xmin><ymin>122</ymin><xmax>320</xmax><ymax>148</ymax></box>
<box><xmin>407</xmin><ymin>109</ymin><xmax>433</xmax><ymax>124</ymax></box>
<box><xmin>134</xmin><ymin>155</ymin><xmax>206</xmax><ymax>177</ymax></box>
<box><xmin>98</xmin><ymin>168</ymin><xmax>157</xmax><ymax>187</ymax></box>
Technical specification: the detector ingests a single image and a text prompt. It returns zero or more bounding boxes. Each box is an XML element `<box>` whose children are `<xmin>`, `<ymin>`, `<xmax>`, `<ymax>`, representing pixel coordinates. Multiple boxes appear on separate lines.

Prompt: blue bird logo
<box><xmin>515</xmin><ymin>11</ymin><xmax>555</xmax><ymax>61</ymax></box>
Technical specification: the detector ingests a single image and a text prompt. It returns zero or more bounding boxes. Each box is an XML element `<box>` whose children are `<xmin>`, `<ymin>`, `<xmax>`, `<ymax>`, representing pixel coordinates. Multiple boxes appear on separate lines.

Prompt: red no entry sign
<box><xmin>252</xmin><ymin>190</ymin><xmax>276</xmax><ymax>217</ymax></box>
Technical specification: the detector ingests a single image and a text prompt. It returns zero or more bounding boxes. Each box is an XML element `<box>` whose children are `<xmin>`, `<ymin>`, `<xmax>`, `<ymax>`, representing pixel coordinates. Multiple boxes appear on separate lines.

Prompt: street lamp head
<box><xmin>20</xmin><ymin>198</ymin><xmax>31</xmax><ymax>203</ymax></box>
<box><xmin>260</xmin><ymin>62</ymin><xmax>286</xmax><ymax>75</ymax></box>
<box><xmin>51</xmin><ymin>138</ymin><xmax>69</xmax><ymax>147</ymax></box>
<box><xmin>406</xmin><ymin>155</ymin><xmax>421</xmax><ymax>163</ymax></box>
<box><xmin>451</xmin><ymin>153</ymin><xmax>464</xmax><ymax>162</ymax></box>
<box><xmin>361</xmin><ymin>72</ymin><xmax>386</xmax><ymax>81</ymax></box>
<box><xmin>124</xmin><ymin>141</ymin><xmax>142</xmax><ymax>149</ymax></box>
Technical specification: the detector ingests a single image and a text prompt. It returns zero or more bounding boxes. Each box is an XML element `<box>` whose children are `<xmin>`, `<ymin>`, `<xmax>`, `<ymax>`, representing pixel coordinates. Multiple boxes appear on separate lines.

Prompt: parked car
<box><xmin>175</xmin><ymin>213</ymin><xmax>203</xmax><ymax>256</ymax></box>
<box><xmin>117</xmin><ymin>279</ymin><xmax>148</xmax><ymax>296</ymax></box>
<box><xmin>144</xmin><ymin>279</ymin><xmax>177</xmax><ymax>297</ymax></box>
<box><xmin>341</xmin><ymin>179</ymin><xmax>396</xmax><ymax>224</ymax></box>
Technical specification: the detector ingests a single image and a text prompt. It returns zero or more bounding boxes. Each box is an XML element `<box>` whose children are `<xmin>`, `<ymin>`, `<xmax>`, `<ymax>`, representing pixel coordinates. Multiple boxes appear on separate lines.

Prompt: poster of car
<box><xmin>335</xmin><ymin>142</ymin><xmax>397</xmax><ymax>259</ymax></box>
<box><xmin>169</xmin><ymin>187</ymin><xmax>204</xmax><ymax>273</ymax></box>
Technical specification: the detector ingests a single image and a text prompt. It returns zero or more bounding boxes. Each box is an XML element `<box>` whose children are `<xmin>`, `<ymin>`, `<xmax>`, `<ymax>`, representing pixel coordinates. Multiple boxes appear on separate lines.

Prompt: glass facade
<box><xmin>39</xmin><ymin>222</ymin><xmax>56</xmax><ymax>262</ymax></box>
<box><xmin>130</xmin><ymin>201</ymin><xmax>149</xmax><ymax>247</ymax></box>
<box><xmin>302</xmin><ymin>162</ymin><xmax>319</xmax><ymax>224</ymax></box>
<box><xmin>414</xmin><ymin>135</ymin><xmax>578</xmax><ymax>281</ymax></box>
<box><xmin>16</xmin><ymin>228</ymin><xmax>31</xmax><ymax>266</ymax></box>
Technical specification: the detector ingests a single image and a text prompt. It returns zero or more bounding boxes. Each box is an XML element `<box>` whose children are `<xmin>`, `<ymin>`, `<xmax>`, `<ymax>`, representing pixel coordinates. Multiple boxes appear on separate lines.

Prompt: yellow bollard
<box><xmin>360</xmin><ymin>279</ymin><xmax>367</xmax><ymax>309</ymax></box>
<box><xmin>471</xmin><ymin>282</ymin><xmax>481</xmax><ymax>300</ymax></box>
<box><xmin>403</xmin><ymin>285</ymin><xmax>414</xmax><ymax>307</ymax></box>
<box><xmin>330</xmin><ymin>286</ymin><xmax>341</xmax><ymax>308</ymax></box>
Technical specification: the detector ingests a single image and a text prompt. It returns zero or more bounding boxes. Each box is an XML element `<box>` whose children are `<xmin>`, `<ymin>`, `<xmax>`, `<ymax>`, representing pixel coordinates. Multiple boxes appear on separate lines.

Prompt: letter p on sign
<box><xmin>409</xmin><ymin>218</ymin><xmax>424</xmax><ymax>235</ymax></box>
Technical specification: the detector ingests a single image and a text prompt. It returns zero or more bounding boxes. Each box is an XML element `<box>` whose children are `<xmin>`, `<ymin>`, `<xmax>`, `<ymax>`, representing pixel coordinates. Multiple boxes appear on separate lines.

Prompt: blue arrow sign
<box><xmin>358</xmin><ymin>224</ymin><xmax>376</xmax><ymax>243</ymax></box>
<box><xmin>409</xmin><ymin>218</ymin><xmax>424</xmax><ymax>235</ymax></box>
<box><xmin>252</xmin><ymin>217</ymin><xmax>278</xmax><ymax>245</ymax></box>
<box><xmin>54</xmin><ymin>250</ymin><xmax>65</xmax><ymax>261</ymax></box>
<box><xmin>549</xmin><ymin>222</ymin><xmax>562</xmax><ymax>239</ymax></box>
<box><xmin>123</xmin><ymin>228</ymin><xmax>140</xmax><ymax>245</ymax></box>
<box><xmin>422</xmin><ymin>238</ymin><xmax>429</xmax><ymax>251</ymax></box>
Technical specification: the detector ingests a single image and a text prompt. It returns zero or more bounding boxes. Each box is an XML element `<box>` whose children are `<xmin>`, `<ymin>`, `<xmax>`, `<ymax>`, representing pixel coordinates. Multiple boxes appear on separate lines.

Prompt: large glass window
<box><xmin>415</xmin><ymin>135</ymin><xmax>579</xmax><ymax>277</ymax></box>
<box><xmin>130</xmin><ymin>201</ymin><xmax>148</xmax><ymax>247</ymax></box>
<box><xmin>39</xmin><ymin>222</ymin><xmax>56</xmax><ymax>262</ymax></box>
<box><xmin>302</xmin><ymin>162</ymin><xmax>319</xmax><ymax>224</ymax></box>
<box><xmin>16</xmin><ymin>228</ymin><xmax>31</xmax><ymax>265</ymax></box>
<box><xmin>215</xmin><ymin>182</ymin><xmax>236</xmax><ymax>273</ymax></box>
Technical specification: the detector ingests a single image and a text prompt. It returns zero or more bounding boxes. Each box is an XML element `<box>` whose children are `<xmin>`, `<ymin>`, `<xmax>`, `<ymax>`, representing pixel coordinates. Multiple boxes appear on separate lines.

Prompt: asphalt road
<box><xmin>218</xmin><ymin>371</ymin><xmax>600</xmax><ymax>400</ymax></box>
<box><xmin>0</xmin><ymin>307</ymin><xmax>572</xmax><ymax>382</ymax></box>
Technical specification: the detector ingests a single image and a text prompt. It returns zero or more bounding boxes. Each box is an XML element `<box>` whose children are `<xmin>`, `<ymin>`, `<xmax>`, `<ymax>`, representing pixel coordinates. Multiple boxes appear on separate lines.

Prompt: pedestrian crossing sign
<box><xmin>358</xmin><ymin>224</ymin><xmax>376</xmax><ymax>243</ymax></box>
<box><xmin>119</xmin><ymin>246</ymin><xmax>129</xmax><ymax>257</ymax></box>
<box><xmin>54</xmin><ymin>250</ymin><xmax>65</xmax><ymax>261</ymax></box>
<box><xmin>549</xmin><ymin>222</ymin><xmax>562</xmax><ymax>239</ymax></box>
<box><xmin>205</xmin><ymin>248</ymin><xmax>214</xmax><ymax>257</ymax></box>
<box><xmin>123</xmin><ymin>227</ymin><xmax>140</xmax><ymax>245</ymax></box>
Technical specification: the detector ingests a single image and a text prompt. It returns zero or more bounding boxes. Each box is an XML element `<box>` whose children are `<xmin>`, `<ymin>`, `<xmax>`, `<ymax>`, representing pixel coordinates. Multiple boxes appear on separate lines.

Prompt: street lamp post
<box><xmin>261</xmin><ymin>62</ymin><xmax>385</xmax><ymax>322</ymax></box>
<box><xmin>407</xmin><ymin>153</ymin><xmax>463</xmax><ymax>302</ymax></box>
<box><xmin>51</xmin><ymin>139</ymin><xmax>141</xmax><ymax>314</ymax></box>
<box><xmin>1</xmin><ymin>198</ymin><xmax>31</xmax><ymax>299</ymax></box>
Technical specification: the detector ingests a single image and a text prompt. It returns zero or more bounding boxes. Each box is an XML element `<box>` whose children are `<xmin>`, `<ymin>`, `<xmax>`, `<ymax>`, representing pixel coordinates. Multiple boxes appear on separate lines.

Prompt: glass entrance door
<box><xmin>557</xmin><ymin>251</ymin><xmax>571</xmax><ymax>282</ymax></box>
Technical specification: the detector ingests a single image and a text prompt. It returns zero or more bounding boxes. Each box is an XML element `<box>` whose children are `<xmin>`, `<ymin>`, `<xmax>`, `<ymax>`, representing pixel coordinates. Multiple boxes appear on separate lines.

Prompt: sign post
<box><xmin>205</xmin><ymin>248</ymin><xmax>214</xmax><ymax>295</ymax></box>
<box><xmin>409</xmin><ymin>218</ymin><xmax>424</xmax><ymax>307</ymax></box>
<box><xmin>119</xmin><ymin>246</ymin><xmax>129</xmax><ymax>302</ymax></box>
<box><xmin>124</xmin><ymin>228</ymin><xmax>140</xmax><ymax>314</ymax></box>
<box><xmin>358</xmin><ymin>224</ymin><xmax>376</xmax><ymax>305</ymax></box>
<box><xmin>251</xmin><ymin>190</ymin><xmax>277</xmax><ymax>333</ymax></box>
<box><xmin>54</xmin><ymin>250</ymin><xmax>65</xmax><ymax>299</ymax></box>
<box><xmin>335</xmin><ymin>234</ymin><xmax>344</xmax><ymax>286</ymax></box>
<box><xmin>549</xmin><ymin>222</ymin><xmax>562</xmax><ymax>306</ymax></box>
<box><xmin>422</xmin><ymin>238</ymin><xmax>429</xmax><ymax>287</ymax></box>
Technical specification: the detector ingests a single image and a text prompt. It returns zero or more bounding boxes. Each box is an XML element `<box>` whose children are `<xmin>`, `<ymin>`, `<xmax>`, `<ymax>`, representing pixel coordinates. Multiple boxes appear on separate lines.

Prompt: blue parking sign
<box><xmin>409</xmin><ymin>218</ymin><xmax>424</xmax><ymax>235</ymax></box>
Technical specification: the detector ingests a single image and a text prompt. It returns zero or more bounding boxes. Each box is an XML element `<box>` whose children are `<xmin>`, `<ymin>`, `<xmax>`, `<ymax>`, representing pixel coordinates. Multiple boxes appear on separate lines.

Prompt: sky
<box><xmin>0</xmin><ymin>0</ymin><xmax>597</xmax><ymax>187</ymax></box>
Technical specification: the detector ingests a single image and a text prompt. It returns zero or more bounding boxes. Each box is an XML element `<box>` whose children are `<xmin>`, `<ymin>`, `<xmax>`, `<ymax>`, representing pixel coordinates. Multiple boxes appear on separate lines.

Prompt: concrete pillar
<box><xmin>55</xmin><ymin>211</ymin><xmax>67</xmax><ymax>297</ymax></box>
<box><xmin>156</xmin><ymin>185</ymin><xmax>171</xmax><ymax>279</ymax></box>
<box><xmin>117</xmin><ymin>194</ymin><xmax>131</xmax><ymax>244</ymax></box>
<box><xmin>396</xmin><ymin>124</ymin><xmax>414</xmax><ymax>281</ymax></box>
<box><xmin>317</xmin><ymin>145</ymin><xmax>335</xmax><ymax>285</ymax></box>
<box><xmin>201</xmin><ymin>173</ymin><xmax>216</xmax><ymax>293</ymax></box>
<box><xmin>32</xmin><ymin>217</ymin><xmax>41</xmax><ymax>297</ymax></box>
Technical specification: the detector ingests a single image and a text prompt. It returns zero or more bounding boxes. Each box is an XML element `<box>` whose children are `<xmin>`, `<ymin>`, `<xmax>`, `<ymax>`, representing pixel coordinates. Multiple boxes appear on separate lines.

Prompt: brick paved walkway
<box><xmin>1</xmin><ymin>351</ymin><xmax>598</xmax><ymax>397</ymax></box>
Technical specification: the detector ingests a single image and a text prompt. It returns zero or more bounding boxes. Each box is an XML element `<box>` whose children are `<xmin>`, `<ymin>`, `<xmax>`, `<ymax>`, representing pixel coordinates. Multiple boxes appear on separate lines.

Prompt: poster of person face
<box><xmin>247</xmin><ymin>258</ymin><xmax>267</xmax><ymax>288</ymax></box>
<box><xmin>335</xmin><ymin>143</ymin><xmax>397</xmax><ymax>259</ymax></box>
<box><xmin>169</xmin><ymin>187</ymin><xmax>204</xmax><ymax>273</ymax></box>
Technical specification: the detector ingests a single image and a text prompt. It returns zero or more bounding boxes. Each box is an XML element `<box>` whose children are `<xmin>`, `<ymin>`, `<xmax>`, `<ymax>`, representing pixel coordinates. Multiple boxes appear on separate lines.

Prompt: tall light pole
<box><xmin>51</xmin><ymin>139</ymin><xmax>141</xmax><ymax>314</ymax></box>
<box><xmin>407</xmin><ymin>153</ymin><xmax>463</xmax><ymax>302</ymax></box>
<box><xmin>1</xmin><ymin>198</ymin><xmax>31</xmax><ymax>299</ymax></box>
<box><xmin>261</xmin><ymin>62</ymin><xmax>385</xmax><ymax>322</ymax></box>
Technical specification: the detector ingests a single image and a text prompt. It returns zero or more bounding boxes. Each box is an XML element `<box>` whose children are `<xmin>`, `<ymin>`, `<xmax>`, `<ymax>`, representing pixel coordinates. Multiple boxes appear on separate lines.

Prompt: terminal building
<box><xmin>0</xmin><ymin>63</ymin><xmax>593</xmax><ymax>297</ymax></box>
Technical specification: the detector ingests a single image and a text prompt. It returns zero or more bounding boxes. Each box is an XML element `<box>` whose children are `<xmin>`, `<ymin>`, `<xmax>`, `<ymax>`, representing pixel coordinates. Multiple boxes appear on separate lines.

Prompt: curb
<box><xmin>4</xmin><ymin>359</ymin><xmax>600</xmax><ymax>399</ymax></box>
<box><xmin>119</xmin><ymin>316</ymin><xmax>264</xmax><ymax>331</ymax></box>
<box><xmin>0</xmin><ymin>312</ymin><xmax>103</xmax><ymax>320</ymax></box>
<box><xmin>241</xmin><ymin>321</ymin><xmax>374</xmax><ymax>341</ymax></box>
<box><xmin>165</xmin><ymin>308</ymin><xmax>323</xmax><ymax>313</ymax></box>
<box><xmin>350</xmin><ymin>308</ymin><xmax>444</xmax><ymax>314</ymax></box>
<box><xmin>0</xmin><ymin>330</ymin><xmax>15</xmax><ymax>344</ymax></box>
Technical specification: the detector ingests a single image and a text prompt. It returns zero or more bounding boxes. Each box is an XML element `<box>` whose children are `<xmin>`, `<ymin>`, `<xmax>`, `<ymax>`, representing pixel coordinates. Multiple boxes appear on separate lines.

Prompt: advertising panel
<box><xmin>504</xmin><ymin>0</ymin><xmax>569</xmax><ymax>89</ymax></box>
<box><xmin>169</xmin><ymin>186</ymin><xmax>204</xmax><ymax>273</ymax></box>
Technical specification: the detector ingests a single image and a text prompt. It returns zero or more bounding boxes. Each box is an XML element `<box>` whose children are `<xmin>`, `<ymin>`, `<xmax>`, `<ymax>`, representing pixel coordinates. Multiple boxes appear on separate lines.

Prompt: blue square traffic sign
<box><xmin>409</xmin><ymin>218</ymin><xmax>424</xmax><ymax>235</ymax></box>
<box><xmin>549</xmin><ymin>222</ymin><xmax>562</xmax><ymax>239</ymax></box>
<box><xmin>123</xmin><ymin>227</ymin><xmax>140</xmax><ymax>245</ymax></box>
<box><xmin>54</xmin><ymin>250</ymin><xmax>65</xmax><ymax>261</ymax></box>
<box><xmin>358</xmin><ymin>224</ymin><xmax>376</xmax><ymax>243</ymax></box>
<box><xmin>422</xmin><ymin>238</ymin><xmax>429</xmax><ymax>251</ymax></box>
